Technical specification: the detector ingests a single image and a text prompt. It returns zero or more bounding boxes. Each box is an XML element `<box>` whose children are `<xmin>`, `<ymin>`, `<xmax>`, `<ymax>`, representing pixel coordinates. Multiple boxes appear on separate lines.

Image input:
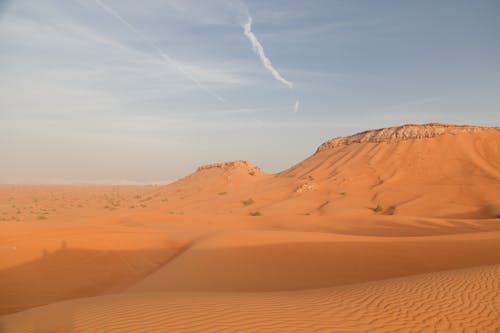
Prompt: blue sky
<box><xmin>1</xmin><ymin>0</ymin><xmax>499</xmax><ymax>183</ymax></box>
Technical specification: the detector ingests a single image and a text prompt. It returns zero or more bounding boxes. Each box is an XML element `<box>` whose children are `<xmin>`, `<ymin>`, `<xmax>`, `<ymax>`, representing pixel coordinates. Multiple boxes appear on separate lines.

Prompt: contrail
<box><xmin>243</xmin><ymin>16</ymin><xmax>293</xmax><ymax>89</ymax></box>
<box><xmin>94</xmin><ymin>0</ymin><xmax>228</xmax><ymax>104</ymax></box>
<box><xmin>293</xmin><ymin>100</ymin><xmax>299</xmax><ymax>113</ymax></box>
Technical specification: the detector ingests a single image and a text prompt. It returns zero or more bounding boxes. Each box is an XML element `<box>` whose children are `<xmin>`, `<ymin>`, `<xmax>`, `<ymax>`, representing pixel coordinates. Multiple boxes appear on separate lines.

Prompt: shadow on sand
<box><xmin>0</xmin><ymin>241</ymin><xmax>188</xmax><ymax>317</ymax></box>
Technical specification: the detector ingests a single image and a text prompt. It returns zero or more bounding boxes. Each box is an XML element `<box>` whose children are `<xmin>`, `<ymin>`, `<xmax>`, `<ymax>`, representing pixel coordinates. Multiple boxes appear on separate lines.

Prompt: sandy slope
<box><xmin>128</xmin><ymin>229</ymin><xmax>500</xmax><ymax>293</ymax></box>
<box><xmin>1</xmin><ymin>123</ymin><xmax>499</xmax><ymax>332</ymax></box>
<box><xmin>1</xmin><ymin>265</ymin><xmax>499</xmax><ymax>332</ymax></box>
<box><xmin>155</xmin><ymin>124</ymin><xmax>500</xmax><ymax>218</ymax></box>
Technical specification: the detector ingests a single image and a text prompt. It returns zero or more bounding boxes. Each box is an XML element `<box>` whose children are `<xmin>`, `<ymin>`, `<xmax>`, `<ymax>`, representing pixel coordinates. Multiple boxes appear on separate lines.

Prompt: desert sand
<box><xmin>1</xmin><ymin>123</ymin><xmax>499</xmax><ymax>332</ymax></box>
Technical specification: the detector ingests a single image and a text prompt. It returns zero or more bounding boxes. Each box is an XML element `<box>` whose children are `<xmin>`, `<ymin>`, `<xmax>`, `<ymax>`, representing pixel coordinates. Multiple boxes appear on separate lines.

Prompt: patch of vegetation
<box><xmin>373</xmin><ymin>204</ymin><xmax>383</xmax><ymax>213</ymax></box>
<box><xmin>242</xmin><ymin>198</ymin><xmax>255</xmax><ymax>206</ymax></box>
<box><xmin>104</xmin><ymin>198</ymin><xmax>121</xmax><ymax>210</ymax></box>
<box><xmin>249</xmin><ymin>211</ymin><xmax>261</xmax><ymax>216</ymax></box>
<box><xmin>385</xmin><ymin>206</ymin><xmax>396</xmax><ymax>215</ymax></box>
<box><xmin>248</xmin><ymin>171</ymin><xmax>256</xmax><ymax>176</ymax></box>
<box><xmin>218</xmin><ymin>192</ymin><xmax>227</xmax><ymax>196</ymax></box>
<box><xmin>340</xmin><ymin>192</ymin><xmax>346</xmax><ymax>196</ymax></box>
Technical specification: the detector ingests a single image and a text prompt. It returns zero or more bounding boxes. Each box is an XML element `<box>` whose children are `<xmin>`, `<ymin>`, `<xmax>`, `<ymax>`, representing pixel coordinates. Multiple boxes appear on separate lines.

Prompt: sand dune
<box><xmin>1</xmin><ymin>123</ymin><xmax>499</xmax><ymax>332</ymax></box>
<box><xmin>128</xmin><ymin>230</ymin><xmax>500</xmax><ymax>293</ymax></box>
<box><xmin>1</xmin><ymin>265</ymin><xmax>499</xmax><ymax>332</ymax></box>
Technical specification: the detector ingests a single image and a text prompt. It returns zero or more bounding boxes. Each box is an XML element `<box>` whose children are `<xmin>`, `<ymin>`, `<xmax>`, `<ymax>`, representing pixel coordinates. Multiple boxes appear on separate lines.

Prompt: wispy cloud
<box><xmin>242</xmin><ymin>16</ymin><xmax>293</xmax><ymax>89</ymax></box>
<box><xmin>94</xmin><ymin>0</ymin><xmax>228</xmax><ymax>104</ymax></box>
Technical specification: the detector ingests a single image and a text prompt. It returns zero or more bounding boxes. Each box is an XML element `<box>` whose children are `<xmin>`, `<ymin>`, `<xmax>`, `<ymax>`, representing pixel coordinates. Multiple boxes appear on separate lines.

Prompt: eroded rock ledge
<box><xmin>316</xmin><ymin>123</ymin><xmax>499</xmax><ymax>152</ymax></box>
<box><xmin>196</xmin><ymin>160</ymin><xmax>260</xmax><ymax>173</ymax></box>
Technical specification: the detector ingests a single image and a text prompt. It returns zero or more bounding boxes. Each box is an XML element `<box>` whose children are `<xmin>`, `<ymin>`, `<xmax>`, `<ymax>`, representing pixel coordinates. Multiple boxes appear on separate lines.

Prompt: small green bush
<box><xmin>373</xmin><ymin>204</ymin><xmax>383</xmax><ymax>213</ymax></box>
<box><xmin>249</xmin><ymin>211</ymin><xmax>261</xmax><ymax>216</ymax></box>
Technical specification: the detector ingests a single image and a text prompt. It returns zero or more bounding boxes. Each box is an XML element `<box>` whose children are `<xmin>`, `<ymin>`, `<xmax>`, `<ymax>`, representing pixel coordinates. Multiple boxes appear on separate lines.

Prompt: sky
<box><xmin>1</xmin><ymin>0</ymin><xmax>499</xmax><ymax>184</ymax></box>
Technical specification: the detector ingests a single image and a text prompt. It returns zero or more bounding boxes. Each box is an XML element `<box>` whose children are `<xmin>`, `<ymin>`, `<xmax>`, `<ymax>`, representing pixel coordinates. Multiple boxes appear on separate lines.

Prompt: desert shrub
<box><xmin>249</xmin><ymin>211</ymin><xmax>261</xmax><ymax>216</ymax></box>
<box><xmin>218</xmin><ymin>192</ymin><xmax>227</xmax><ymax>195</ymax></box>
<box><xmin>373</xmin><ymin>204</ymin><xmax>383</xmax><ymax>213</ymax></box>
<box><xmin>248</xmin><ymin>171</ymin><xmax>256</xmax><ymax>176</ymax></box>
<box><xmin>242</xmin><ymin>198</ymin><xmax>255</xmax><ymax>206</ymax></box>
<box><xmin>385</xmin><ymin>206</ymin><xmax>396</xmax><ymax>215</ymax></box>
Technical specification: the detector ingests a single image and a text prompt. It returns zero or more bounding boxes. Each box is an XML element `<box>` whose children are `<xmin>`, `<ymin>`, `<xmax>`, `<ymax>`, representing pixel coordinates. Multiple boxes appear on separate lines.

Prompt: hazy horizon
<box><xmin>1</xmin><ymin>0</ymin><xmax>499</xmax><ymax>184</ymax></box>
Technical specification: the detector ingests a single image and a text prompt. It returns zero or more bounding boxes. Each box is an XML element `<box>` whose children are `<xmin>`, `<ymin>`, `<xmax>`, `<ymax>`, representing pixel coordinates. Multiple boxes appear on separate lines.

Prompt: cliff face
<box><xmin>316</xmin><ymin>123</ymin><xmax>499</xmax><ymax>152</ymax></box>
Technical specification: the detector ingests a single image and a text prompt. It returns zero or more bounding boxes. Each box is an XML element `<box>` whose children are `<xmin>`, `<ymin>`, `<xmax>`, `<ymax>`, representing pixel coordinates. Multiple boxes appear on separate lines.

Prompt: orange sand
<box><xmin>1</xmin><ymin>123</ymin><xmax>499</xmax><ymax>332</ymax></box>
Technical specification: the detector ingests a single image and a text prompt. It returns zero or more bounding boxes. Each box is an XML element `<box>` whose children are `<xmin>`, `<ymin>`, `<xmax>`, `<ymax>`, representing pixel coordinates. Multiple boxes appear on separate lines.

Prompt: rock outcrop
<box><xmin>196</xmin><ymin>160</ymin><xmax>261</xmax><ymax>175</ymax></box>
<box><xmin>316</xmin><ymin>123</ymin><xmax>498</xmax><ymax>152</ymax></box>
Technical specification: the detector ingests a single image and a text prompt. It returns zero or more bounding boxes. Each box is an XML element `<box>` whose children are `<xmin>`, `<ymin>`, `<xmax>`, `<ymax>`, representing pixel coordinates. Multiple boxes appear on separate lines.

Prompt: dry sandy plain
<box><xmin>1</xmin><ymin>123</ymin><xmax>499</xmax><ymax>332</ymax></box>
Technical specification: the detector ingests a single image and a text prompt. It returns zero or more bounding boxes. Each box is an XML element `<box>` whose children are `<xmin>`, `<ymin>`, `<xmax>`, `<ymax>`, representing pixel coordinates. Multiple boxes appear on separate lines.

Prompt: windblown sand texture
<box><xmin>1</xmin><ymin>123</ymin><xmax>499</xmax><ymax>332</ymax></box>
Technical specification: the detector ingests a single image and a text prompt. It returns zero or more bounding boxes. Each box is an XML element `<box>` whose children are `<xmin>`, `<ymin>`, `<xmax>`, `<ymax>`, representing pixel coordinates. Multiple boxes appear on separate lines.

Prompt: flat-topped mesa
<box><xmin>316</xmin><ymin>123</ymin><xmax>499</xmax><ymax>153</ymax></box>
<box><xmin>196</xmin><ymin>160</ymin><xmax>261</xmax><ymax>174</ymax></box>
